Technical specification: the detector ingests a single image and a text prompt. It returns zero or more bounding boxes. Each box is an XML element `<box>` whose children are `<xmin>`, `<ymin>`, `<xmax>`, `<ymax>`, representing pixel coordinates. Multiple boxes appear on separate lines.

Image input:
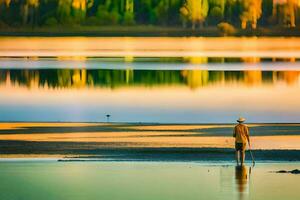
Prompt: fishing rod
<box><xmin>249</xmin><ymin>148</ymin><xmax>255</xmax><ymax>166</ymax></box>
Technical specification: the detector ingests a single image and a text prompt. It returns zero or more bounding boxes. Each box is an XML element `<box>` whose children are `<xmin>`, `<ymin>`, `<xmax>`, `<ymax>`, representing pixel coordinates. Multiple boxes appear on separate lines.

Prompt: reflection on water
<box><xmin>235</xmin><ymin>166</ymin><xmax>248</xmax><ymax>193</ymax></box>
<box><xmin>1</xmin><ymin>69</ymin><xmax>300</xmax><ymax>89</ymax></box>
<box><xmin>1</xmin><ymin>68</ymin><xmax>300</xmax><ymax>123</ymax></box>
<box><xmin>0</xmin><ymin>162</ymin><xmax>299</xmax><ymax>200</ymax></box>
<box><xmin>235</xmin><ymin>165</ymin><xmax>250</xmax><ymax>200</ymax></box>
<box><xmin>220</xmin><ymin>165</ymin><xmax>252</xmax><ymax>200</ymax></box>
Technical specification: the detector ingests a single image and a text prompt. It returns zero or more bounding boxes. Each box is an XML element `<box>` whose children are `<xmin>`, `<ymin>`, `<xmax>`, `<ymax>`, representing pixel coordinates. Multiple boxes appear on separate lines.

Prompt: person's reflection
<box><xmin>235</xmin><ymin>165</ymin><xmax>250</xmax><ymax>200</ymax></box>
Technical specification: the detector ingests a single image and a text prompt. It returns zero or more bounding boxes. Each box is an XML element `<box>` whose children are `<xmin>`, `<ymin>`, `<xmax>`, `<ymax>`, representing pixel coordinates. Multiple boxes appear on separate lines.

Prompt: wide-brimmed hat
<box><xmin>237</xmin><ymin>117</ymin><xmax>246</xmax><ymax>123</ymax></box>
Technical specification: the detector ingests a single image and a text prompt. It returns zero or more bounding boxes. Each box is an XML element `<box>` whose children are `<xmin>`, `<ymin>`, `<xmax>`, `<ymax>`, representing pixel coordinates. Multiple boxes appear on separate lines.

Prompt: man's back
<box><xmin>234</xmin><ymin>124</ymin><xmax>249</xmax><ymax>144</ymax></box>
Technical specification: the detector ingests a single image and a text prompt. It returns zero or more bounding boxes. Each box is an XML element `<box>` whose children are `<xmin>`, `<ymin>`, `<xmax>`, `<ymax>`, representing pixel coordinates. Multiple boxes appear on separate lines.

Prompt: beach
<box><xmin>0</xmin><ymin>123</ymin><xmax>299</xmax><ymax>161</ymax></box>
<box><xmin>0</xmin><ymin>123</ymin><xmax>299</xmax><ymax>200</ymax></box>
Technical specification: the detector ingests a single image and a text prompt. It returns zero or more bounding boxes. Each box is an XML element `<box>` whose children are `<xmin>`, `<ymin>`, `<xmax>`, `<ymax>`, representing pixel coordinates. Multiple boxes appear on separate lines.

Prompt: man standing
<box><xmin>233</xmin><ymin>117</ymin><xmax>250</xmax><ymax>165</ymax></box>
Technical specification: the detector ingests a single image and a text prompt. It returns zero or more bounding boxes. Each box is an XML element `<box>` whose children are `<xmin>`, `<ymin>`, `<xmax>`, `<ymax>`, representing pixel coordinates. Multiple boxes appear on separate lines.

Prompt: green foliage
<box><xmin>202</xmin><ymin>0</ymin><xmax>210</xmax><ymax>19</ymax></box>
<box><xmin>123</xmin><ymin>12</ymin><xmax>135</xmax><ymax>25</ymax></box>
<box><xmin>44</xmin><ymin>17</ymin><xmax>58</xmax><ymax>26</ymax></box>
<box><xmin>96</xmin><ymin>5</ymin><xmax>120</xmax><ymax>25</ymax></box>
<box><xmin>0</xmin><ymin>0</ymin><xmax>298</xmax><ymax>30</ymax></box>
<box><xmin>84</xmin><ymin>16</ymin><xmax>100</xmax><ymax>26</ymax></box>
<box><xmin>2</xmin><ymin>68</ymin><xmax>289</xmax><ymax>90</ymax></box>
<box><xmin>57</xmin><ymin>0</ymin><xmax>72</xmax><ymax>24</ymax></box>
<box><xmin>208</xmin><ymin>6</ymin><xmax>223</xmax><ymax>25</ymax></box>
<box><xmin>72</xmin><ymin>9</ymin><xmax>86</xmax><ymax>23</ymax></box>
<box><xmin>154</xmin><ymin>0</ymin><xmax>169</xmax><ymax>25</ymax></box>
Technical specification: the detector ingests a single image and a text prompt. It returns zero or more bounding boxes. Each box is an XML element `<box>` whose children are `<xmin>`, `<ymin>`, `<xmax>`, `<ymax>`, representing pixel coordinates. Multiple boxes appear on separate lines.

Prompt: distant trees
<box><xmin>95</xmin><ymin>0</ymin><xmax>120</xmax><ymax>25</ymax></box>
<box><xmin>20</xmin><ymin>0</ymin><xmax>40</xmax><ymax>26</ymax></box>
<box><xmin>0</xmin><ymin>0</ymin><xmax>11</xmax><ymax>27</ymax></box>
<box><xmin>154</xmin><ymin>0</ymin><xmax>170</xmax><ymax>25</ymax></box>
<box><xmin>56</xmin><ymin>0</ymin><xmax>94</xmax><ymax>24</ymax></box>
<box><xmin>123</xmin><ymin>0</ymin><xmax>135</xmax><ymax>25</ymax></box>
<box><xmin>180</xmin><ymin>0</ymin><xmax>209</xmax><ymax>29</ymax></box>
<box><xmin>0</xmin><ymin>0</ymin><xmax>10</xmax><ymax>7</ymax></box>
<box><xmin>0</xmin><ymin>0</ymin><xmax>300</xmax><ymax>29</ymax></box>
<box><xmin>207</xmin><ymin>0</ymin><xmax>226</xmax><ymax>25</ymax></box>
<box><xmin>72</xmin><ymin>0</ymin><xmax>87</xmax><ymax>23</ymax></box>
<box><xmin>239</xmin><ymin>0</ymin><xmax>262</xmax><ymax>29</ymax></box>
<box><xmin>57</xmin><ymin>0</ymin><xmax>72</xmax><ymax>24</ymax></box>
<box><xmin>278</xmin><ymin>0</ymin><xmax>297</xmax><ymax>27</ymax></box>
<box><xmin>271</xmin><ymin>0</ymin><xmax>299</xmax><ymax>27</ymax></box>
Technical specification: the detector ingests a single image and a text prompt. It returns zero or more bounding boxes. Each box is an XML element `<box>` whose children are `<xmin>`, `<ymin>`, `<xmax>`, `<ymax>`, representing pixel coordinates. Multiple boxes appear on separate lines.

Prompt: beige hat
<box><xmin>237</xmin><ymin>117</ymin><xmax>246</xmax><ymax>123</ymax></box>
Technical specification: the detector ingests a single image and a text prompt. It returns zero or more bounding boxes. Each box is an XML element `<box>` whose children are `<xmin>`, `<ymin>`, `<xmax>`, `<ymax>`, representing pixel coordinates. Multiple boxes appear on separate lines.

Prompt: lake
<box><xmin>0</xmin><ymin>37</ymin><xmax>300</xmax><ymax>200</ymax></box>
<box><xmin>1</xmin><ymin>37</ymin><xmax>300</xmax><ymax>123</ymax></box>
<box><xmin>0</xmin><ymin>67</ymin><xmax>300</xmax><ymax>123</ymax></box>
<box><xmin>0</xmin><ymin>161</ymin><xmax>299</xmax><ymax>200</ymax></box>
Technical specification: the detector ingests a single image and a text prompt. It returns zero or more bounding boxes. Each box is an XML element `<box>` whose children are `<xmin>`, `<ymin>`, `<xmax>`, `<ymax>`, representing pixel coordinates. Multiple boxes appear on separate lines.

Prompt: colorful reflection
<box><xmin>235</xmin><ymin>165</ymin><xmax>249</xmax><ymax>200</ymax></box>
<box><xmin>0</xmin><ymin>69</ymin><xmax>300</xmax><ymax>123</ymax></box>
<box><xmin>1</xmin><ymin>69</ymin><xmax>300</xmax><ymax>89</ymax></box>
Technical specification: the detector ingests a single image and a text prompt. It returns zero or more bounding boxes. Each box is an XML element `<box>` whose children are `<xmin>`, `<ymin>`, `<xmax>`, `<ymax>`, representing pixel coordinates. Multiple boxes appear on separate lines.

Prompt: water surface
<box><xmin>0</xmin><ymin>161</ymin><xmax>299</xmax><ymax>200</ymax></box>
<box><xmin>1</xmin><ymin>37</ymin><xmax>300</xmax><ymax>58</ymax></box>
<box><xmin>0</xmin><ymin>67</ymin><xmax>300</xmax><ymax>123</ymax></box>
<box><xmin>1</xmin><ymin>37</ymin><xmax>300</xmax><ymax>199</ymax></box>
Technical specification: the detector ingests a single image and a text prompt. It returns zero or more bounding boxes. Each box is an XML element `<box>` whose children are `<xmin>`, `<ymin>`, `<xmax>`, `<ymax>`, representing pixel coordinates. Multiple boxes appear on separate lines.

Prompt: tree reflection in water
<box><xmin>0</xmin><ymin>69</ymin><xmax>299</xmax><ymax>89</ymax></box>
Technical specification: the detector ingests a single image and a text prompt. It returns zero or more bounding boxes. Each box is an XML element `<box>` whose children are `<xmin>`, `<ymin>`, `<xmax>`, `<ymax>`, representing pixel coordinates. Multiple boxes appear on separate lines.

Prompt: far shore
<box><xmin>1</xmin><ymin>26</ymin><xmax>300</xmax><ymax>37</ymax></box>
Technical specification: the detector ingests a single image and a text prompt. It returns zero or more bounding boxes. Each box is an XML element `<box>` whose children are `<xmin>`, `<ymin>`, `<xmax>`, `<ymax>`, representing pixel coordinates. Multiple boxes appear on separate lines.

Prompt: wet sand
<box><xmin>0</xmin><ymin>122</ymin><xmax>299</xmax><ymax>161</ymax></box>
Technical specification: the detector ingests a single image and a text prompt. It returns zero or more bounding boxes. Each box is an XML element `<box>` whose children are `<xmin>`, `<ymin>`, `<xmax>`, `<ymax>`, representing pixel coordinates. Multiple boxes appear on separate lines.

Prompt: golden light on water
<box><xmin>1</xmin><ymin>37</ymin><xmax>300</xmax><ymax>58</ymax></box>
<box><xmin>1</xmin><ymin>84</ymin><xmax>300</xmax><ymax>111</ymax></box>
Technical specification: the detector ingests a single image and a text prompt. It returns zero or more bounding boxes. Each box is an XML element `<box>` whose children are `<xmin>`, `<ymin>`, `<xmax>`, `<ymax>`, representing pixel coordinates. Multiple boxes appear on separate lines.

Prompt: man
<box><xmin>233</xmin><ymin>117</ymin><xmax>250</xmax><ymax>165</ymax></box>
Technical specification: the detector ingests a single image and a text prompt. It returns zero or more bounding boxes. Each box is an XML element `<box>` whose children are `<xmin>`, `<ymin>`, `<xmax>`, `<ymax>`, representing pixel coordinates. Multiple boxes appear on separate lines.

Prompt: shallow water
<box><xmin>0</xmin><ymin>161</ymin><xmax>299</xmax><ymax>200</ymax></box>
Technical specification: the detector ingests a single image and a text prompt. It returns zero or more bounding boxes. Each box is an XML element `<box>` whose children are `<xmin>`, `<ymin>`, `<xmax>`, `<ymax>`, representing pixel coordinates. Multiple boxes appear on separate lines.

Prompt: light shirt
<box><xmin>233</xmin><ymin>124</ymin><xmax>249</xmax><ymax>144</ymax></box>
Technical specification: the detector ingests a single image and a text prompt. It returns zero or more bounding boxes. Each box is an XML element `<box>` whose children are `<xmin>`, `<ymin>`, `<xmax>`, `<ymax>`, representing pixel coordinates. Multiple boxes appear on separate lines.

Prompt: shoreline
<box><xmin>1</xmin><ymin>146</ymin><xmax>300</xmax><ymax>162</ymax></box>
<box><xmin>0</xmin><ymin>158</ymin><xmax>300</xmax><ymax>165</ymax></box>
<box><xmin>1</xmin><ymin>26</ymin><xmax>300</xmax><ymax>37</ymax></box>
<box><xmin>0</xmin><ymin>123</ymin><xmax>299</xmax><ymax>161</ymax></box>
<box><xmin>1</xmin><ymin>122</ymin><xmax>300</xmax><ymax>125</ymax></box>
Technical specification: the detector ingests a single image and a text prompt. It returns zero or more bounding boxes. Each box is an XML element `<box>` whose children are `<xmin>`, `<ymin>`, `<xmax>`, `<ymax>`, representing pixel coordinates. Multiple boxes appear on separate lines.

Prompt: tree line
<box><xmin>0</xmin><ymin>0</ymin><xmax>299</xmax><ymax>30</ymax></box>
